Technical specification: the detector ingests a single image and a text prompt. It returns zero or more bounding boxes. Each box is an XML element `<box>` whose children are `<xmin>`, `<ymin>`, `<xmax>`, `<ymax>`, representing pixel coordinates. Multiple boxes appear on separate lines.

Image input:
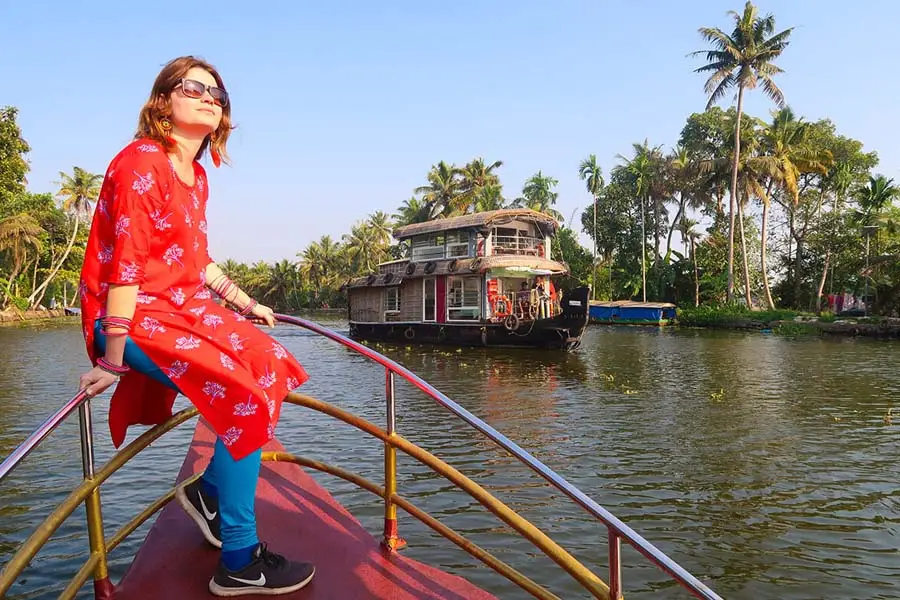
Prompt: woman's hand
<box><xmin>250</xmin><ymin>302</ymin><xmax>276</xmax><ymax>328</ymax></box>
<box><xmin>78</xmin><ymin>366</ymin><xmax>120</xmax><ymax>397</ymax></box>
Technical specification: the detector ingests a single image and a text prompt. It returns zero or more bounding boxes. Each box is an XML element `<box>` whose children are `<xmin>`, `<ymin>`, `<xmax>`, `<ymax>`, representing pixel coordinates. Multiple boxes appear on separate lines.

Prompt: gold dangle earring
<box><xmin>160</xmin><ymin>116</ymin><xmax>177</xmax><ymax>147</ymax></box>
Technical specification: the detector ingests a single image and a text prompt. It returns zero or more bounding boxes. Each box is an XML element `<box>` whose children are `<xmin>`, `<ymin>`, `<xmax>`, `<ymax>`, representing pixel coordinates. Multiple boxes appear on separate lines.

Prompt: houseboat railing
<box><xmin>0</xmin><ymin>314</ymin><xmax>723</xmax><ymax>600</ymax></box>
<box><xmin>491</xmin><ymin>234</ymin><xmax>544</xmax><ymax>256</ymax></box>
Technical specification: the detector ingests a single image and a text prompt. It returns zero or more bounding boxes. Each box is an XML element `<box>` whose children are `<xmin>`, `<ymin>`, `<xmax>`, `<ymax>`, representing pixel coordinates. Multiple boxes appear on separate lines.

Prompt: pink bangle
<box><xmin>240</xmin><ymin>299</ymin><xmax>257</xmax><ymax>316</ymax></box>
<box><xmin>97</xmin><ymin>357</ymin><xmax>130</xmax><ymax>376</ymax></box>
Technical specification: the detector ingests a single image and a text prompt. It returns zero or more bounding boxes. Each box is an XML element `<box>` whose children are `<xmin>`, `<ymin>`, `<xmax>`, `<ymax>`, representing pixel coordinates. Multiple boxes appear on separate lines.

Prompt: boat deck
<box><xmin>116</xmin><ymin>420</ymin><xmax>497</xmax><ymax>599</ymax></box>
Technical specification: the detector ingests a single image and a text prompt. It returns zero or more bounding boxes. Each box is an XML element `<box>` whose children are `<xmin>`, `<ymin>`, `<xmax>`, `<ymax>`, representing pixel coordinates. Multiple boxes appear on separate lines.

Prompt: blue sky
<box><xmin>2</xmin><ymin>1</ymin><xmax>896</xmax><ymax>263</ymax></box>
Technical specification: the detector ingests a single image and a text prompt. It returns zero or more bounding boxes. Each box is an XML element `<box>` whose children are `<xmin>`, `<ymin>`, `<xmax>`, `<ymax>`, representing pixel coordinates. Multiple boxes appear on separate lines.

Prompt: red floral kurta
<box><xmin>79</xmin><ymin>139</ymin><xmax>309</xmax><ymax>461</ymax></box>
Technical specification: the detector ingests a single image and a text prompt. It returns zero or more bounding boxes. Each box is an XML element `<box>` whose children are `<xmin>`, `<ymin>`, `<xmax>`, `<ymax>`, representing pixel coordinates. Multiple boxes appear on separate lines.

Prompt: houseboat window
<box><xmin>384</xmin><ymin>287</ymin><xmax>400</xmax><ymax>313</ymax></box>
<box><xmin>447</xmin><ymin>276</ymin><xmax>481</xmax><ymax>321</ymax></box>
<box><xmin>423</xmin><ymin>278</ymin><xmax>436</xmax><ymax>321</ymax></box>
<box><xmin>411</xmin><ymin>234</ymin><xmax>445</xmax><ymax>261</ymax></box>
<box><xmin>446</xmin><ymin>231</ymin><xmax>470</xmax><ymax>258</ymax></box>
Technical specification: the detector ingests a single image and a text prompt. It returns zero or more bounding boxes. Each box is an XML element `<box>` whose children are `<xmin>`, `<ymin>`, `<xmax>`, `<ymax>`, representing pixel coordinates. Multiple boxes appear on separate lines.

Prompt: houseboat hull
<box><xmin>350</xmin><ymin>286</ymin><xmax>590</xmax><ymax>351</ymax></box>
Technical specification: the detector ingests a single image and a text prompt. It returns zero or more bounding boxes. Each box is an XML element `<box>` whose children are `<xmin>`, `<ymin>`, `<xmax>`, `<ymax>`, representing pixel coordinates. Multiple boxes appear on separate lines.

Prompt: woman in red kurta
<box><xmin>78</xmin><ymin>56</ymin><xmax>315</xmax><ymax>596</ymax></box>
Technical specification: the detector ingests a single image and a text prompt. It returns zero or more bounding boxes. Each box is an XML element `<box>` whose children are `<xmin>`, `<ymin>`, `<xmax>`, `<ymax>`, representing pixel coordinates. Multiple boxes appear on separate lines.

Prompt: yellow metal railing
<box><xmin>0</xmin><ymin>314</ymin><xmax>723</xmax><ymax>600</ymax></box>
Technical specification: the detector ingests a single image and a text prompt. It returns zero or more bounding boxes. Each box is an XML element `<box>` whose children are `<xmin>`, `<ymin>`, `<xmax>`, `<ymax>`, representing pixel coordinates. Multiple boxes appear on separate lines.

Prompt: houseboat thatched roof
<box><xmin>392</xmin><ymin>209</ymin><xmax>559</xmax><ymax>240</ymax></box>
<box><xmin>345</xmin><ymin>255</ymin><xmax>569</xmax><ymax>289</ymax></box>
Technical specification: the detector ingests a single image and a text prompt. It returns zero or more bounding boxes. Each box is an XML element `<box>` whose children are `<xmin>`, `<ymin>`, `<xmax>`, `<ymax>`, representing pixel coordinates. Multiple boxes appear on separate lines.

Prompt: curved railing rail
<box><xmin>274</xmin><ymin>314</ymin><xmax>722</xmax><ymax>600</ymax></box>
<box><xmin>0</xmin><ymin>313</ymin><xmax>723</xmax><ymax>600</ymax></box>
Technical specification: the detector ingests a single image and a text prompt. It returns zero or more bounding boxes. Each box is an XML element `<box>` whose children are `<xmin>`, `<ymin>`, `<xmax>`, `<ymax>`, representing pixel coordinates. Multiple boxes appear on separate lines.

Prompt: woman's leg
<box><xmin>95</xmin><ymin>320</ymin><xmax>260</xmax><ymax>565</ymax></box>
<box><xmin>210</xmin><ymin>438</ymin><xmax>261</xmax><ymax>569</ymax></box>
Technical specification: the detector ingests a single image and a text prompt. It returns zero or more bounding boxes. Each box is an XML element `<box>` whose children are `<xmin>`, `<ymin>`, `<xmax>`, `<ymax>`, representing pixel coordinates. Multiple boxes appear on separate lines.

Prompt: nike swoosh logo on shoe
<box><xmin>229</xmin><ymin>573</ymin><xmax>266</xmax><ymax>586</ymax></box>
<box><xmin>199</xmin><ymin>493</ymin><xmax>217</xmax><ymax>521</ymax></box>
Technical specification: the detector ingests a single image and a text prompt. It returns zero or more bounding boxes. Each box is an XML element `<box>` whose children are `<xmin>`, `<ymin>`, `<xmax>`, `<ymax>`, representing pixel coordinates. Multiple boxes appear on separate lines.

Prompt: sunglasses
<box><xmin>176</xmin><ymin>78</ymin><xmax>228</xmax><ymax>107</ymax></box>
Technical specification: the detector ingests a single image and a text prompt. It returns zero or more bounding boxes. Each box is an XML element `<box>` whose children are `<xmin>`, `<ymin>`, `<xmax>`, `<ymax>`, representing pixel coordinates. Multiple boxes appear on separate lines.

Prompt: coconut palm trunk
<box><xmin>726</xmin><ymin>86</ymin><xmax>744</xmax><ymax>302</ymax></box>
<box><xmin>28</xmin><ymin>216</ymin><xmax>79</xmax><ymax>308</ymax></box>
<box><xmin>736</xmin><ymin>189</ymin><xmax>752</xmax><ymax>307</ymax></box>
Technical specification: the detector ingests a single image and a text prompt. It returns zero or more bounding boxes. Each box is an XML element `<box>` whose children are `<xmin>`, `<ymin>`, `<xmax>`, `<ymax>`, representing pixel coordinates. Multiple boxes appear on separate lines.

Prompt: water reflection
<box><xmin>1</xmin><ymin>319</ymin><xmax>899</xmax><ymax>599</ymax></box>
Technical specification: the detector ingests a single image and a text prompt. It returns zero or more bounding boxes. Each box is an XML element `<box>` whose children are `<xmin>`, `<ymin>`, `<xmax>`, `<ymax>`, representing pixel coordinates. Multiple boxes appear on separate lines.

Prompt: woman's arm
<box><xmin>204</xmin><ymin>261</ymin><xmax>253</xmax><ymax>310</ymax></box>
<box><xmin>102</xmin><ymin>284</ymin><xmax>139</xmax><ymax>365</ymax></box>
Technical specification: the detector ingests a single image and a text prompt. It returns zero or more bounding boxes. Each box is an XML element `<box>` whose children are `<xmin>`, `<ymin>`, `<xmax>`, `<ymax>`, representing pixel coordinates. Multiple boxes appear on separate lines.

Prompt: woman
<box><xmin>77</xmin><ymin>56</ymin><xmax>315</xmax><ymax>596</ymax></box>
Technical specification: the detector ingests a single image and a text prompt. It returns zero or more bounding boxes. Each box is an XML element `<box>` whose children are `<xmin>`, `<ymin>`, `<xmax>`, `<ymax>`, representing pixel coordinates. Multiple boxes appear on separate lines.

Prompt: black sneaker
<box><xmin>209</xmin><ymin>543</ymin><xmax>315</xmax><ymax>596</ymax></box>
<box><xmin>175</xmin><ymin>477</ymin><xmax>222</xmax><ymax>548</ymax></box>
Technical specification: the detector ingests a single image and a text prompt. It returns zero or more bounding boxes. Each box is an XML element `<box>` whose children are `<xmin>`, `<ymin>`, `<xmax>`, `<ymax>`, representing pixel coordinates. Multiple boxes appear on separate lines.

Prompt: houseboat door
<box><xmin>436</xmin><ymin>276</ymin><xmax>447</xmax><ymax>323</ymax></box>
<box><xmin>423</xmin><ymin>277</ymin><xmax>436</xmax><ymax>322</ymax></box>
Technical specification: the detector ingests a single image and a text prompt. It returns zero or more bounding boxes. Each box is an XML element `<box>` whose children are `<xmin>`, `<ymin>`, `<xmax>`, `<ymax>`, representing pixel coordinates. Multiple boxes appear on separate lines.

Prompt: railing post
<box><xmin>79</xmin><ymin>399</ymin><xmax>113</xmax><ymax>599</ymax></box>
<box><xmin>381</xmin><ymin>369</ymin><xmax>406</xmax><ymax>552</ymax></box>
<box><xmin>608</xmin><ymin>528</ymin><xmax>623</xmax><ymax>600</ymax></box>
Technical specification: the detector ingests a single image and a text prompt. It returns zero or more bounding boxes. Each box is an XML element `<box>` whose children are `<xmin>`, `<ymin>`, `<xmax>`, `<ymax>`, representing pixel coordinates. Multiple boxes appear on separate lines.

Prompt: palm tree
<box><xmin>516</xmin><ymin>171</ymin><xmax>563</xmax><ymax>221</ymax></box>
<box><xmin>28</xmin><ymin>167</ymin><xmax>102</xmax><ymax>307</ymax></box>
<box><xmin>616</xmin><ymin>143</ymin><xmax>657</xmax><ymax>302</ymax></box>
<box><xmin>759</xmin><ymin>107</ymin><xmax>833</xmax><ymax>309</ymax></box>
<box><xmin>0</xmin><ymin>213</ymin><xmax>44</xmax><ymax>303</ymax></box>
<box><xmin>343</xmin><ymin>221</ymin><xmax>387</xmax><ymax>275</ymax></box>
<box><xmin>415</xmin><ymin>161</ymin><xmax>463</xmax><ymax>218</ymax></box>
<box><xmin>473</xmin><ymin>184</ymin><xmax>508</xmax><ymax>212</ymax></box>
<box><xmin>367</xmin><ymin>211</ymin><xmax>393</xmax><ymax>247</ymax></box>
<box><xmin>691</xmin><ymin>1</ymin><xmax>793</xmax><ymax>303</ymax></box>
<box><xmin>298</xmin><ymin>235</ymin><xmax>343</xmax><ymax>295</ymax></box>
<box><xmin>394</xmin><ymin>196</ymin><xmax>430</xmax><ymax>226</ymax></box>
<box><xmin>457</xmin><ymin>158</ymin><xmax>503</xmax><ymax>213</ymax></box>
<box><xmin>678</xmin><ymin>217</ymin><xmax>702</xmax><ymax>306</ymax></box>
<box><xmin>578</xmin><ymin>154</ymin><xmax>604</xmax><ymax>300</ymax></box>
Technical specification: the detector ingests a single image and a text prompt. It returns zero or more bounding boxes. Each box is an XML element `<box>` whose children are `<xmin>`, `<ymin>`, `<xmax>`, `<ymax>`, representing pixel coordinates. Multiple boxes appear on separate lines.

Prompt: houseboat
<box><xmin>345</xmin><ymin>209</ymin><xmax>590</xmax><ymax>350</ymax></box>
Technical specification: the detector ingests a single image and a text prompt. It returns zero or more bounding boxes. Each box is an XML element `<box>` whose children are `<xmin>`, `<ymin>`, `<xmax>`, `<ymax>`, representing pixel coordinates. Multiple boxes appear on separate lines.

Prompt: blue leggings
<box><xmin>94</xmin><ymin>321</ymin><xmax>260</xmax><ymax>552</ymax></box>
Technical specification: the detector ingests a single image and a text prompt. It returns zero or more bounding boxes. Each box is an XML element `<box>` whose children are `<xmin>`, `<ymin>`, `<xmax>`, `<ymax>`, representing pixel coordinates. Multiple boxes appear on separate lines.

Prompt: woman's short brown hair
<box><xmin>135</xmin><ymin>56</ymin><xmax>232</xmax><ymax>165</ymax></box>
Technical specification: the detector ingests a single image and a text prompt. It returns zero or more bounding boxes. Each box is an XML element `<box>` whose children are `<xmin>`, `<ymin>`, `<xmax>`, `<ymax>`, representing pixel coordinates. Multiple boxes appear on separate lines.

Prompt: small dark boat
<box><xmin>345</xmin><ymin>209</ymin><xmax>590</xmax><ymax>351</ymax></box>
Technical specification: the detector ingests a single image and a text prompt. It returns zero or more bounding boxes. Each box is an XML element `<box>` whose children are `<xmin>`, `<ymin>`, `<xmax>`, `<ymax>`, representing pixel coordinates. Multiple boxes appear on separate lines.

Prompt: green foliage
<box><xmin>677</xmin><ymin>304</ymin><xmax>799</xmax><ymax>327</ymax></box>
<box><xmin>0</xmin><ymin>106</ymin><xmax>31</xmax><ymax>208</ymax></box>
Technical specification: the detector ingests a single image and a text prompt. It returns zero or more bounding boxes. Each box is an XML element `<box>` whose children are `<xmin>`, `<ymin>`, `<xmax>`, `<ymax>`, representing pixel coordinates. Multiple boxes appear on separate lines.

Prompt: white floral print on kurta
<box><xmin>132</xmin><ymin>171</ymin><xmax>154</xmax><ymax>195</ymax></box>
<box><xmin>199</xmin><ymin>220</ymin><xmax>208</xmax><ymax>234</ymax></box>
<box><xmin>163</xmin><ymin>244</ymin><xmax>184</xmax><ymax>267</ymax></box>
<box><xmin>115</xmin><ymin>216</ymin><xmax>131</xmax><ymax>238</ymax></box>
<box><xmin>221</xmin><ymin>427</ymin><xmax>242</xmax><ymax>447</ymax></box>
<box><xmin>203</xmin><ymin>313</ymin><xmax>224</xmax><ymax>329</ymax></box>
<box><xmin>220</xmin><ymin>352</ymin><xmax>236</xmax><ymax>370</ymax></box>
<box><xmin>140</xmin><ymin>316</ymin><xmax>166</xmax><ymax>338</ymax></box>
<box><xmin>189</xmin><ymin>305</ymin><xmax>207</xmax><ymax>317</ymax></box>
<box><xmin>137</xmin><ymin>143</ymin><xmax>159</xmax><ymax>153</ymax></box>
<box><xmin>258</xmin><ymin>368</ymin><xmax>277</xmax><ymax>390</ymax></box>
<box><xmin>194</xmin><ymin>289</ymin><xmax>212</xmax><ymax>300</ymax></box>
<box><xmin>175</xmin><ymin>335</ymin><xmax>201</xmax><ymax>350</ymax></box>
<box><xmin>98</xmin><ymin>243</ymin><xmax>113</xmax><ymax>264</ymax></box>
<box><xmin>164</xmin><ymin>360</ymin><xmax>190</xmax><ymax>379</ymax></box>
<box><xmin>170</xmin><ymin>287</ymin><xmax>186</xmax><ymax>306</ymax></box>
<box><xmin>202</xmin><ymin>381</ymin><xmax>226</xmax><ymax>402</ymax></box>
<box><xmin>97</xmin><ymin>199</ymin><xmax>110</xmax><ymax>219</ymax></box>
<box><xmin>136</xmin><ymin>291</ymin><xmax>155</xmax><ymax>305</ymax></box>
<box><xmin>234</xmin><ymin>396</ymin><xmax>257</xmax><ymax>417</ymax></box>
<box><xmin>150</xmin><ymin>209</ymin><xmax>172</xmax><ymax>231</ymax></box>
<box><xmin>268</xmin><ymin>342</ymin><xmax>288</xmax><ymax>359</ymax></box>
<box><xmin>228</xmin><ymin>332</ymin><xmax>247</xmax><ymax>351</ymax></box>
<box><xmin>119</xmin><ymin>261</ymin><xmax>140</xmax><ymax>283</ymax></box>
<box><xmin>286</xmin><ymin>376</ymin><xmax>299</xmax><ymax>390</ymax></box>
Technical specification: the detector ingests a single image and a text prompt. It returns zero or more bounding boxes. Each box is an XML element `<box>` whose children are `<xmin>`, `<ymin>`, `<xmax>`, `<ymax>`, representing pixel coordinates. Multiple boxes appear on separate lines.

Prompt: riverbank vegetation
<box><xmin>2</xmin><ymin>2</ymin><xmax>898</xmax><ymax>319</ymax></box>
